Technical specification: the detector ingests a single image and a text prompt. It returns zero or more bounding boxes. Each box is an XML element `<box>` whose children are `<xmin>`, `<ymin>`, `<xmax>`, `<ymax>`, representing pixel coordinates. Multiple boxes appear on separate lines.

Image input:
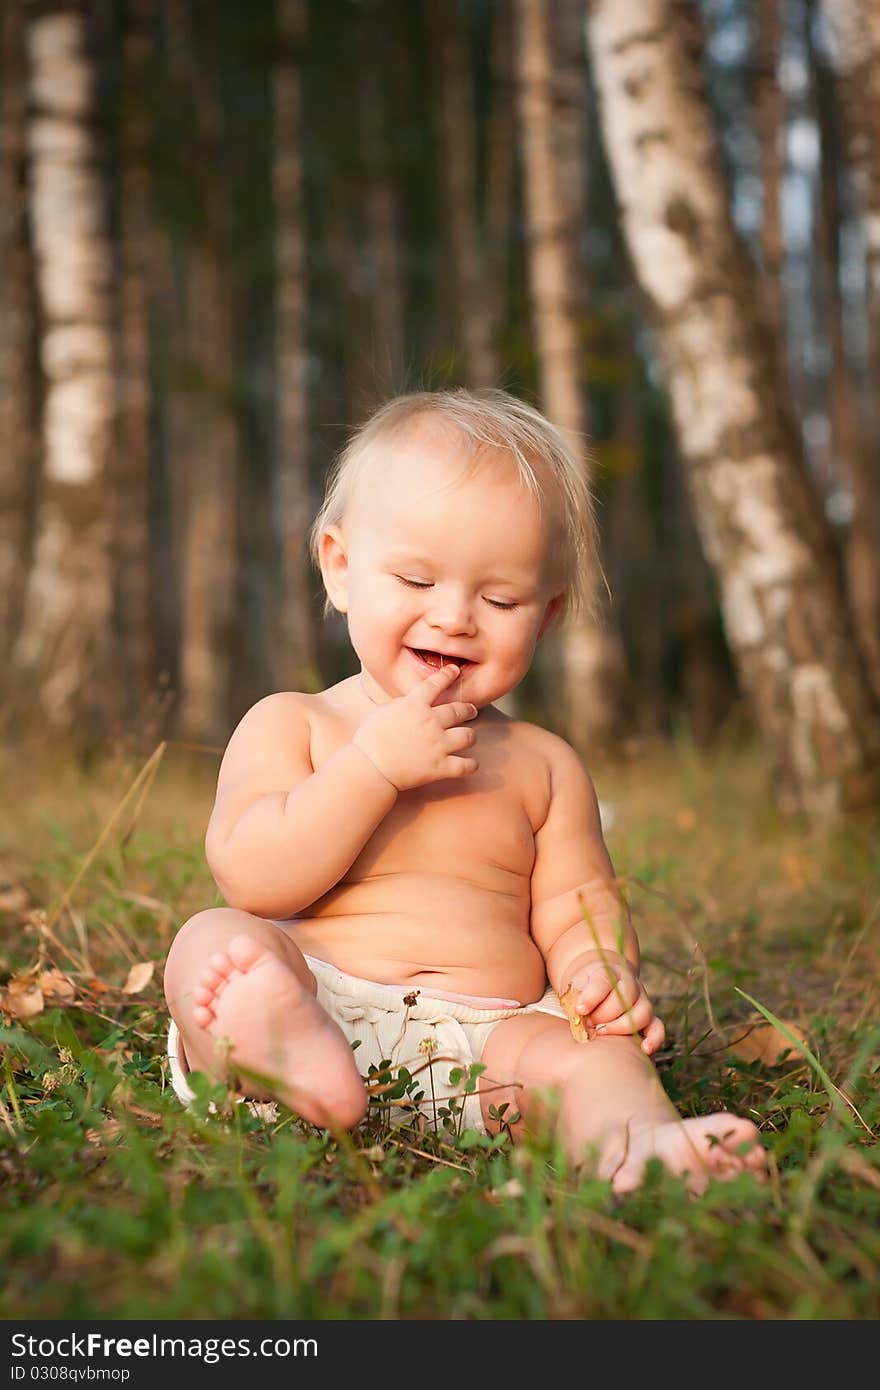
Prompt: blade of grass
<box><xmin>735</xmin><ymin>987</ymin><xmax>873</xmax><ymax>1134</ymax></box>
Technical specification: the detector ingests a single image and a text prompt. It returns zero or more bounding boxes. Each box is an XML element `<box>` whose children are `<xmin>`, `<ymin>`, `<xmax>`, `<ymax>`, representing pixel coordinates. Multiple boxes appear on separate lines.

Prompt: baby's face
<box><xmin>321</xmin><ymin>421</ymin><xmax>564</xmax><ymax>708</ymax></box>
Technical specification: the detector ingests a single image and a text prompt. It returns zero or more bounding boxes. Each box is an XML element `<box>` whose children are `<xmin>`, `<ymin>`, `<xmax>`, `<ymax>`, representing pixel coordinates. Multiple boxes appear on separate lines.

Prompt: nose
<box><xmin>428</xmin><ymin>586</ymin><xmax>477</xmax><ymax>637</ymax></box>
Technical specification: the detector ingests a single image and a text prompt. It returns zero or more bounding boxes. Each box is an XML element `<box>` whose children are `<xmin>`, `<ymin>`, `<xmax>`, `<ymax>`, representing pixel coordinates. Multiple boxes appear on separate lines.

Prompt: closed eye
<box><xmin>396</xmin><ymin>575</ymin><xmax>518</xmax><ymax>609</ymax></box>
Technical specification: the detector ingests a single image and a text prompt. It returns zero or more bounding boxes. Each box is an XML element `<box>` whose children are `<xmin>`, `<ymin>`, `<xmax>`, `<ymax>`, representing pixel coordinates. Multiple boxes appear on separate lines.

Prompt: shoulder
<box><xmin>217</xmin><ymin>688</ymin><xmax>330</xmax><ymax>781</ymax></box>
<box><xmin>507</xmin><ymin>718</ymin><xmax>590</xmax><ymax>783</ymax></box>
<box><xmin>496</xmin><ymin>717</ymin><xmax>597</xmax><ymax>828</ymax></box>
<box><xmin>224</xmin><ymin>690</ymin><xmax>315</xmax><ymax>745</ymax></box>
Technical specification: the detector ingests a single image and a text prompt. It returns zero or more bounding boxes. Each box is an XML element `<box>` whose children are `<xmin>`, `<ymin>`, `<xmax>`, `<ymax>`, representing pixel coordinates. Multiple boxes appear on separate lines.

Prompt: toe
<box><xmin>227</xmin><ymin>934</ymin><xmax>271</xmax><ymax>973</ymax></box>
<box><xmin>197</xmin><ymin>963</ymin><xmax>226</xmax><ymax>990</ymax></box>
<box><xmin>208</xmin><ymin>951</ymin><xmax>236</xmax><ymax>979</ymax></box>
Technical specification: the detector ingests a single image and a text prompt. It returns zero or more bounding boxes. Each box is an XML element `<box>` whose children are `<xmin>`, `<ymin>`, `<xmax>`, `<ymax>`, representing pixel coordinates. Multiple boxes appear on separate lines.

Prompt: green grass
<box><xmin>1</xmin><ymin>738</ymin><xmax>879</xmax><ymax>1319</ymax></box>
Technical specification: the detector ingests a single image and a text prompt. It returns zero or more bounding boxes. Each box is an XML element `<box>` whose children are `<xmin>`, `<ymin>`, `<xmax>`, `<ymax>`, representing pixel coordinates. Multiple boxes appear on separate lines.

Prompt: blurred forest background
<box><xmin>2</xmin><ymin>0</ymin><xmax>880</xmax><ymax>821</ymax></box>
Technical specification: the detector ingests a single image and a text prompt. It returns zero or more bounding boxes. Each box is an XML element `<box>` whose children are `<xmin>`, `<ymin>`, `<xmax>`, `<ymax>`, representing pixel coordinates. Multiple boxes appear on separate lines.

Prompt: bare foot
<box><xmin>604</xmin><ymin>1113</ymin><xmax>767</xmax><ymax>1196</ymax></box>
<box><xmin>191</xmin><ymin>934</ymin><xmax>367</xmax><ymax>1128</ymax></box>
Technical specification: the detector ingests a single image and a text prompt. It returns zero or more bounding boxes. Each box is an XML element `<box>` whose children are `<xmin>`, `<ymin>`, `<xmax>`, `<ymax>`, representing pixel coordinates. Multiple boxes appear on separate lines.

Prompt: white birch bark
<box><xmin>15</xmin><ymin>6</ymin><xmax>117</xmax><ymax>734</ymax></box>
<box><xmin>516</xmin><ymin>0</ymin><xmax>628</xmax><ymax>753</ymax></box>
<box><xmin>588</xmin><ymin>0</ymin><xmax>880</xmax><ymax>814</ymax></box>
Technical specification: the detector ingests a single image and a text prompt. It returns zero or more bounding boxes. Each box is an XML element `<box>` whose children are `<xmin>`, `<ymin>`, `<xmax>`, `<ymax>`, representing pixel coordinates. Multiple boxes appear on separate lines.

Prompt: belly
<box><xmin>285</xmin><ymin>872</ymin><xmax>548</xmax><ymax>1004</ymax></box>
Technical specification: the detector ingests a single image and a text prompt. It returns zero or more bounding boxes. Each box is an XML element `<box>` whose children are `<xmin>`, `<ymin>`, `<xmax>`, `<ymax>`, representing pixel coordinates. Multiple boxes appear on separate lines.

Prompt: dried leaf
<box><xmin>1</xmin><ymin>982</ymin><xmax>44</xmax><ymax>1020</ymax></box>
<box><xmin>676</xmin><ymin>807</ymin><xmax>697</xmax><ymax>831</ymax></box>
<box><xmin>122</xmin><ymin>960</ymin><xmax>154</xmax><ymax>994</ymax></box>
<box><xmin>728</xmin><ymin>1017</ymin><xmax>809</xmax><ymax>1066</ymax></box>
<box><xmin>37</xmin><ymin>968</ymin><xmax>75</xmax><ymax>1000</ymax></box>
<box><xmin>559</xmin><ymin>986</ymin><xmax>592</xmax><ymax>1044</ymax></box>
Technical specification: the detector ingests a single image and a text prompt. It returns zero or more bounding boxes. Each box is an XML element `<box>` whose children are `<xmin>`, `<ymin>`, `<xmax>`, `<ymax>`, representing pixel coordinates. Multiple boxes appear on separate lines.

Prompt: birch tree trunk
<box><xmin>515</xmin><ymin>0</ymin><xmax>628</xmax><ymax>753</ymax></box>
<box><xmin>484</xmin><ymin>2</ymin><xmax>516</xmax><ymax>342</ymax></box>
<box><xmin>325</xmin><ymin>190</ymin><xmax>375</xmax><ymax>420</ymax></box>
<box><xmin>817</xmin><ymin>0</ymin><xmax>880</xmax><ymax>703</ymax></box>
<box><xmin>588</xmin><ymin>0</ymin><xmax>880</xmax><ymax>815</ymax></box>
<box><xmin>272</xmin><ymin>0</ymin><xmax>319</xmax><ymax>694</ymax></box>
<box><xmin>431</xmin><ymin>0</ymin><xmax>499</xmax><ymax>389</ymax></box>
<box><xmin>820</xmin><ymin>0</ymin><xmax>880</xmax><ymax>350</ymax></box>
<box><xmin>0</xmin><ymin>0</ymin><xmax>39</xmax><ymax>680</ymax></box>
<box><xmin>359</xmin><ymin>56</ymin><xmax>406</xmax><ymax>398</ymax></box>
<box><xmin>755</xmin><ymin>0</ymin><xmax>786</xmax><ymax>351</ymax></box>
<box><xmin>114</xmin><ymin>0</ymin><xmax>157</xmax><ymax>724</ymax></box>
<box><xmin>165</xmin><ymin>0</ymin><xmax>238</xmax><ymax>741</ymax></box>
<box><xmin>15</xmin><ymin>3</ymin><xmax>118</xmax><ymax>737</ymax></box>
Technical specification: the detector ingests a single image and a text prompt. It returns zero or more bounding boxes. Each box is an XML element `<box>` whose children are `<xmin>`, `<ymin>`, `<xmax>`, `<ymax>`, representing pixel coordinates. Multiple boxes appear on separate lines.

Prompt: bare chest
<box><xmin>309</xmin><ymin>706</ymin><xmax>545</xmax><ymax>887</ymax></box>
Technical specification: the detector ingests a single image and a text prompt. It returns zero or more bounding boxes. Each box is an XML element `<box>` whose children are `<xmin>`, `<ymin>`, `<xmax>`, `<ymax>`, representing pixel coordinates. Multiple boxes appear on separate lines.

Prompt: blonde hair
<box><xmin>309</xmin><ymin>387</ymin><xmax>601</xmax><ymax>623</ymax></box>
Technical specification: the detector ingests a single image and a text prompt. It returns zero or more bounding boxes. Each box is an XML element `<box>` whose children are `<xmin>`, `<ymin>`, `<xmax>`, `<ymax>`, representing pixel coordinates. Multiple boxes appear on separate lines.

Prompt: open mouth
<box><xmin>409</xmin><ymin>648</ymin><xmax>474</xmax><ymax>672</ymax></box>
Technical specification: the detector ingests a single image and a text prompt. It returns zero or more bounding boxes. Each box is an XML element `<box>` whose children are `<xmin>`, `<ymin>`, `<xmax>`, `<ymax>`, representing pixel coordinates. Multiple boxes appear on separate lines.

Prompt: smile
<box><xmin>408</xmin><ymin>648</ymin><xmax>475</xmax><ymax>672</ymax></box>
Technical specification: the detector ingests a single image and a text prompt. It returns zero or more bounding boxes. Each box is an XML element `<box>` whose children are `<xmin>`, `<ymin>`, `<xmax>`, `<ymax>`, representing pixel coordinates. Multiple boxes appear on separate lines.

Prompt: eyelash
<box><xmin>395</xmin><ymin>576</ymin><xmax>519</xmax><ymax>611</ymax></box>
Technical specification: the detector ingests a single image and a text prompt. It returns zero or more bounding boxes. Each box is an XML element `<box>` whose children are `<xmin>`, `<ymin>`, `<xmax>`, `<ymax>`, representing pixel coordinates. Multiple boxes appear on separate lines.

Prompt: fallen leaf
<box><xmin>728</xmin><ymin>1016</ymin><xmax>809</xmax><ymax>1065</ymax></box>
<box><xmin>122</xmin><ymin>960</ymin><xmax>154</xmax><ymax>994</ymax></box>
<box><xmin>676</xmin><ymin>807</ymin><xmax>697</xmax><ymax>831</ymax></box>
<box><xmin>1</xmin><ymin>982</ymin><xmax>44</xmax><ymax>1020</ymax></box>
<box><xmin>37</xmin><ymin>968</ymin><xmax>76</xmax><ymax>999</ymax></box>
<box><xmin>559</xmin><ymin>986</ymin><xmax>592</xmax><ymax>1044</ymax></box>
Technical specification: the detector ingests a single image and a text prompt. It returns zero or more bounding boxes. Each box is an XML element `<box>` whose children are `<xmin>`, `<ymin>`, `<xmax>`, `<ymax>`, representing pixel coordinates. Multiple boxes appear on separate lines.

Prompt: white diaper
<box><xmin>167</xmin><ymin>954</ymin><xmax>566</xmax><ymax>1134</ymax></box>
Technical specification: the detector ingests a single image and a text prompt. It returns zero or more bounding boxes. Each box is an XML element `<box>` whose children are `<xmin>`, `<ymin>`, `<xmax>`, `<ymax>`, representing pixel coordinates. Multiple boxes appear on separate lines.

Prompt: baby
<box><xmin>164</xmin><ymin>388</ymin><xmax>767</xmax><ymax>1194</ymax></box>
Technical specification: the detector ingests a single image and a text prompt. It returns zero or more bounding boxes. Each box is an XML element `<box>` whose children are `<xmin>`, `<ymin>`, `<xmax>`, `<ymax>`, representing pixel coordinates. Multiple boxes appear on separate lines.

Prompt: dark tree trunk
<box><xmin>114</xmin><ymin>0</ymin><xmax>158</xmax><ymax>727</ymax></box>
<box><xmin>272</xmin><ymin>0</ymin><xmax>320</xmax><ymax>694</ymax></box>
<box><xmin>0</xmin><ymin>0</ymin><xmax>39</xmax><ymax>687</ymax></box>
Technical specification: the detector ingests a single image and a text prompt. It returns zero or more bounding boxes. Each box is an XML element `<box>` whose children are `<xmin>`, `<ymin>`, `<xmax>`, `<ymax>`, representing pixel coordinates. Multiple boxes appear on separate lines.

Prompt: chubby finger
<box><xmin>437</xmin><ymin>700</ymin><xmax>478</xmax><ymax>727</ymax></box>
<box><xmin>575</xmin><ymin>970</ymin><xmax>638</xmax><ymax>1019</ymax></box>
<box><xmin>586</xmin><ymin>976</ymin><xmax>640</xmax><ymax>1025</ymax></box>
<box><xmin>411</xmin><ymin>663</ymin><xmax>461</xmax><ymax>703</ymax></box>
<box><xmin>442</xmin><ymin>754</ymin><xmax>478</xmax><ymax>779</ymax></box>
<box><xmin>640</xmin><ymin>1017</ymin><xmax>666</xmax><ymax>1055</ymax></box>
<box><xmin>591</xmin><ymin>994</ymin><xmax>654</xmax><ymax>1036</ymax></box>
<box><xmin>569</xmin><ymin>973</ymin><xmax>616</xmax><ymax>1017</ymax></box>
<box><xmin>445</xmin><ymin>725</ymin><xmax>476</xmax><ymax>753</ymax></box>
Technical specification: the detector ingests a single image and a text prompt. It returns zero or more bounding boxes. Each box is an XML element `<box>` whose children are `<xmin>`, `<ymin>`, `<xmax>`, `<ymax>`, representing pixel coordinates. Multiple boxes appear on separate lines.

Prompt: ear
<box><xmin>536</xmin><ymin>591</ymin><xmax>564</xmax><ymax>642</ymax></box>
<box><xmin>318</xmin><ymin>525</ymin><xmax>349</xmax><ymax>613</ymax></box>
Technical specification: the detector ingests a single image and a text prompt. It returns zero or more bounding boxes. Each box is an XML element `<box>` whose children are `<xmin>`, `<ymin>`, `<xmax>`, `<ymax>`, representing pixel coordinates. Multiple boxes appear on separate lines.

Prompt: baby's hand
<box><xmin>352</xmin><ymin>664</ymin><xmax>479</xmax><ymax>791</ymax></box>
<box><xmin>564</xmin><ymin>950</ymin><xmax>665</xmax><ymax>1055</ymax></box>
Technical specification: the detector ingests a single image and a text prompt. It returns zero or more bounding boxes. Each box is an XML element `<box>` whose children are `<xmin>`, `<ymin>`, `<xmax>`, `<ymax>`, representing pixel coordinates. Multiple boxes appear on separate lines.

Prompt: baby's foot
<box><xmin>604</xmin><ymin>1113</ymin><xmax>767</xmax><ymax>1196</ymax></box>
<box><xmin>191</xmin><ymin>935</ymin><xmax>367</xmax><ymax>1128</ymax></box>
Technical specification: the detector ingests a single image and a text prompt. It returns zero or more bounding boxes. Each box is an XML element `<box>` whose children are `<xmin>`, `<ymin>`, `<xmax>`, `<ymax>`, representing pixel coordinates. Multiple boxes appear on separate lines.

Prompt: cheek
<box><xmin>357</xmin><ymin>585</ymin><xmax>415</xmax><ymax>639</ymax></box>
<box><xmin>493</xmin><ymin>617</ymin><xmax>539</xmax><ymax>664</ymax></box>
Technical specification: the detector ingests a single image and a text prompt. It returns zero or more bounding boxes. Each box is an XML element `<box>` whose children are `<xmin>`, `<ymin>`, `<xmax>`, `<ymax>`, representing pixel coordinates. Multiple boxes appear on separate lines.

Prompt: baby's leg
<box><xmin>163</xmin><ymin>908</ymin><xmax>367</xmax><ymax>1128</ymax></box>
<box><xmin>479</xmin><ymin>1014</ymin><xmax>767</xmax><ymax>1195</ymax></box>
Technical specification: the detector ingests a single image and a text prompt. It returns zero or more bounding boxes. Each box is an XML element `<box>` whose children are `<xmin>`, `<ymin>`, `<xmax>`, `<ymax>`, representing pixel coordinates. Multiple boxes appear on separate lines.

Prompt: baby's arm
<box><xmin>530</xmin><ymin>736</ymin><xmax>664</xmax><ymax>1054</ymax></box>
<box><xmin>205</xmin><ymin>664</ymin><xmax>477</xmax><ymax>918</ymax></box>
